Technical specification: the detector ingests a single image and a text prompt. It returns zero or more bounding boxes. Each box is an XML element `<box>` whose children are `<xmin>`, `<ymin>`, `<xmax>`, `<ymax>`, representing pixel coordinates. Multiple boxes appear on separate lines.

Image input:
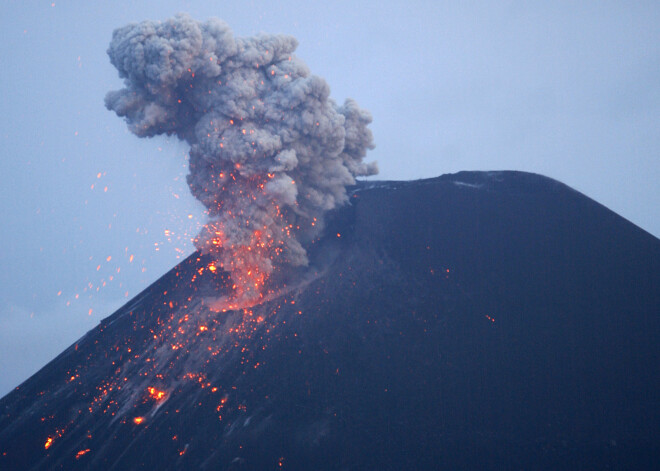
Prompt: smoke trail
<box><xmin>105</xmin><ymin>14</ymin><xmax>377</xmax><ymax>304</ymax></box>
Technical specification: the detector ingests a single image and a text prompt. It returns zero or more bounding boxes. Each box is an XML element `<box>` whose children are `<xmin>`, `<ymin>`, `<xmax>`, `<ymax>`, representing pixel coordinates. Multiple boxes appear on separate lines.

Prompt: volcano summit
<box><xmin>1</xmin><ymin>171</ymin><xmax>658</xmax><ymax>470</ymax></box>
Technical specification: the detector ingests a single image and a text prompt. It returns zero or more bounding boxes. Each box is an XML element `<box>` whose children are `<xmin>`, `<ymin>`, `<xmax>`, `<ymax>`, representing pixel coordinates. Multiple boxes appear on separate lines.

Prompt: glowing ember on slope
<box><xmin>147</xmin><ymin>387</ymin><xmax>166</xmax><ymax>400</ymax></box>
<box><xmin>32</xmin><ymin>257</ymin><xmax>316</xmax><ymax>461</ymax></box>
<box><xmin>75</xmin><ymin>449</ymin><xmax>90</xmax><ymax>459</ymax></box>
<box><xmin>106</xmin><ymin>13</ymin><xmax>377</xmax><ymax>307</ymax></box>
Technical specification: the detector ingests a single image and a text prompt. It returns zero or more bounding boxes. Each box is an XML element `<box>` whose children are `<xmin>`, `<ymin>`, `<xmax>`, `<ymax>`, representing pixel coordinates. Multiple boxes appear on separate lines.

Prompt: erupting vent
<box><xmin>105</xmin><ymin>13</ymin><xmax>377</xmax><ymax>308</ymax></box>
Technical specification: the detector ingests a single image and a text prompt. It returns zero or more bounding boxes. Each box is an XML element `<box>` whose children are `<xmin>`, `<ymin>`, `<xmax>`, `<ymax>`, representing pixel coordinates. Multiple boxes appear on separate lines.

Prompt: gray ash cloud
<box><xmin>105</xmin><ymin>13</ymin><xmax>377</xmax><ymax>303</ymax></box>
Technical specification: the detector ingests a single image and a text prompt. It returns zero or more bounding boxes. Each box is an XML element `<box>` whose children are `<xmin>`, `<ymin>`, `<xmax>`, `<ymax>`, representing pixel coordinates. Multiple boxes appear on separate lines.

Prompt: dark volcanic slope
<box><xmin>1</xmin><ymin>171</ymin><xmax>658</xmax><ymax>470</ymax></box>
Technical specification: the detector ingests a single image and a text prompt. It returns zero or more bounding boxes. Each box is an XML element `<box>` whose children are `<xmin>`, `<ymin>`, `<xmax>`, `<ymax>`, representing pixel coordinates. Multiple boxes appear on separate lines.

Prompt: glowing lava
<box><xmin>147</xmin><ymin>387</ymin><xmax>166</xmax><ymax>401</ymax></box>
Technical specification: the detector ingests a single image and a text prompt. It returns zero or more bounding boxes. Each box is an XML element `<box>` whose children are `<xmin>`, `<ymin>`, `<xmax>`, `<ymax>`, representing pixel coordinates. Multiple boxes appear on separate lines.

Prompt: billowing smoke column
<box><xmin>105</xmin><ymin>14</ymin><xmax>377</xmax><ymax>305</ymax></box>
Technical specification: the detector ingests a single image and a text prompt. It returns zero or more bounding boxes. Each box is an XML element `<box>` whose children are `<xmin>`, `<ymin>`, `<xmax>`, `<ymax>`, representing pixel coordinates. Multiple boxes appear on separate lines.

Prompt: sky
<box><xmin>0</xmin><ymin>0</ymin><xmax>658</xmax><ymax>397</ymax></box>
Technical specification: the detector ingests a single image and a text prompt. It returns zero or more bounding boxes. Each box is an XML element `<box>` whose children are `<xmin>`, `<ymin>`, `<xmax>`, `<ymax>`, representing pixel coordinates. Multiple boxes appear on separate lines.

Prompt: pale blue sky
<box><xmin>1</xmin><ymin>0</ymin><xmax>658</xmax><ymax>396</ymax></box>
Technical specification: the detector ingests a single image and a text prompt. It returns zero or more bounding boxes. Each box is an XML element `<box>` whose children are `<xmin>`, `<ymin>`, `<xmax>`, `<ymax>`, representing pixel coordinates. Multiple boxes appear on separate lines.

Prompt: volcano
<box><xmin>1</xmin><ymin>171</ymin><xmax>658</xmax><ymax>470</ymax></box>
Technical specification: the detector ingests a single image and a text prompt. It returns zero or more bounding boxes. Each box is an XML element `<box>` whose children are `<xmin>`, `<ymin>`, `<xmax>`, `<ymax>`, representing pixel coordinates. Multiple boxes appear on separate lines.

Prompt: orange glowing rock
<box><xmin>44</xmin><ymin>437</ymin><xmax>53</xmax><ymax>449</ymax></box>
<box><xmin>75</xmin><ymin>449</ymin><xmax>90</xmax><ymax>459</ymax></box>
<box><xmin>133</xmin><ymin>417</ymin><xmax>144</xmax><ymax>425</ymax></box>
<box><xmin>148</xmin><ymin>387</ymin><xmax>166</xmax><ymax>400</ymax></box>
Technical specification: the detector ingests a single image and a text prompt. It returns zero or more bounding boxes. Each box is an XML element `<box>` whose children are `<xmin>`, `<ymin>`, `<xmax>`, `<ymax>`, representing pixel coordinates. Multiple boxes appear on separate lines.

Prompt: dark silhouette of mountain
<box><xmin>1</xmin><ymin>171</ymin><xmax>658</xmax><ymax>470</ymax></box>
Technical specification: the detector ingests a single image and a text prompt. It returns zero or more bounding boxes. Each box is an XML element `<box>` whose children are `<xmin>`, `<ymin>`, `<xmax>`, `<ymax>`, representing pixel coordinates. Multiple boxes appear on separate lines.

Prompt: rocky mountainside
<box><xmin>1</xmin><ymin>171</ymin><xmax>658</xmax><ymax>470</ymax></box>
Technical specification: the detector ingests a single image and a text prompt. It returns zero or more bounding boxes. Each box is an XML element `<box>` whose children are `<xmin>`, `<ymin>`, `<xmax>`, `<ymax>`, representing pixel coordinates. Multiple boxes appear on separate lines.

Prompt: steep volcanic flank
<box><xmin>1</xmin><ymin>172</ymin><xmax>659</xmax><ymax>470</ymax></box>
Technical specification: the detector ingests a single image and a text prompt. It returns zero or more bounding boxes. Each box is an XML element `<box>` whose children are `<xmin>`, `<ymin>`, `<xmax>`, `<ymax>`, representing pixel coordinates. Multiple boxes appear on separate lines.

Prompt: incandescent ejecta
<box><xmin>105</xmin><ymin>13</ymin><xmax>377</xmax><ymax>306</ymax></box>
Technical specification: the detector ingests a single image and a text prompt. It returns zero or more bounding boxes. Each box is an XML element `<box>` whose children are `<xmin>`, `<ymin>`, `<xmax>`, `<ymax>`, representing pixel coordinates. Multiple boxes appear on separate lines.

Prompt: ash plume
<box><xmin>105</xmin><ymin>13</ymin><xmax>377</xmax><ymax>304</ymax></box>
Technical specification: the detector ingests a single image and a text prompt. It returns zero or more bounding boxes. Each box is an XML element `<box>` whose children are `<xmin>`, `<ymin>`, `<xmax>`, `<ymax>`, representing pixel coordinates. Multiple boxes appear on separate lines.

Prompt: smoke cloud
<box><xmin>105</xmin><ymin>14</ymin><xmax>377</xmax><ymax>303</ymax></box>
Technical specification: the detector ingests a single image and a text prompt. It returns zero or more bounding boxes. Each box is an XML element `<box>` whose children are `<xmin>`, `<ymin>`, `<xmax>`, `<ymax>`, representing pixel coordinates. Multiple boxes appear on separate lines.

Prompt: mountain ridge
<box><xmin>1</xmin><ymin>170</ymin><xmax>658</xmax><ymax>470</ymax></box>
